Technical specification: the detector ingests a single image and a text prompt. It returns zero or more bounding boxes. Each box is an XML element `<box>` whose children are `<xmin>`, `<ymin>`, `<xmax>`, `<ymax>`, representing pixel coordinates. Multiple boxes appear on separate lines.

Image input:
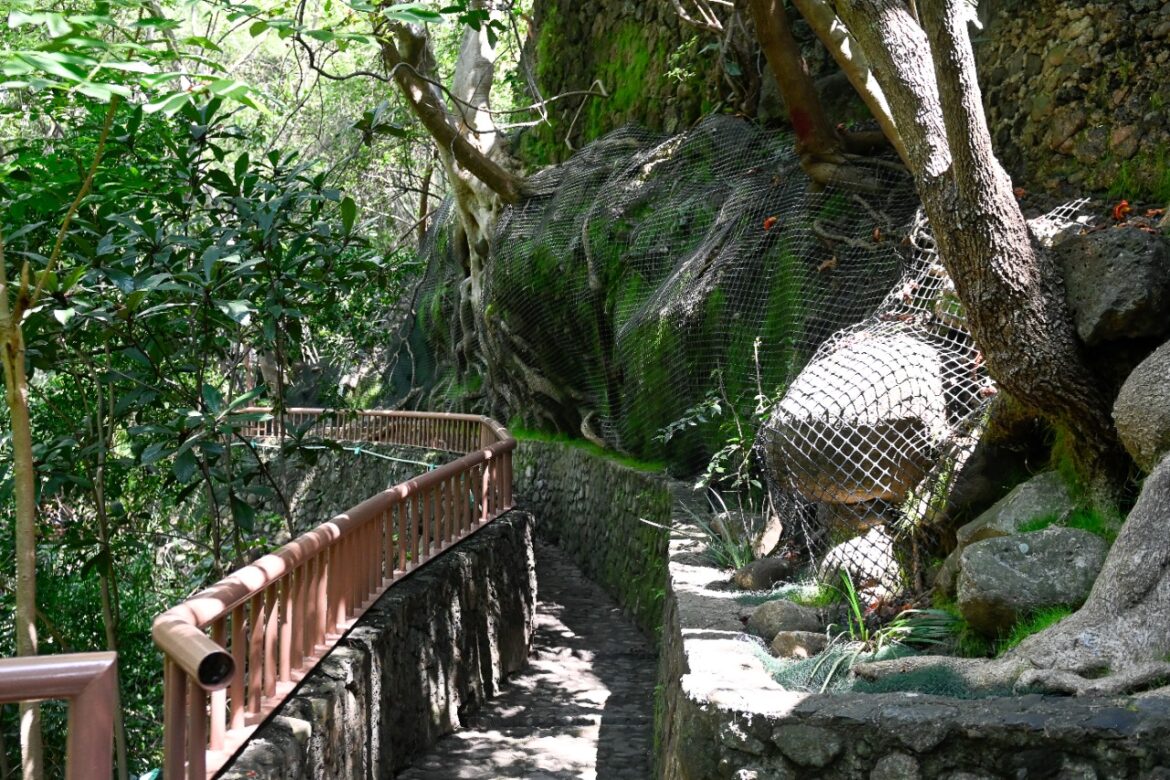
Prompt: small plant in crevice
<box><xmin>996</xmin><ymin>606</ymin><xmax>1074</xmax><ymax>656</ymax></box>
<box><xmin>678</xmin><ymin>491</ymin><xmax>757</xmax><ymax>571</ymax></box>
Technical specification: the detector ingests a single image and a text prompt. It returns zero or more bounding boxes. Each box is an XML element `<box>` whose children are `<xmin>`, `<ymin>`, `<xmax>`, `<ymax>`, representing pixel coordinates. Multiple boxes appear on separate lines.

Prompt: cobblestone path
<box><xmin>397</xmin><ymin>541</ymin><xmax>657</xmax><ymax>779</ymax></box>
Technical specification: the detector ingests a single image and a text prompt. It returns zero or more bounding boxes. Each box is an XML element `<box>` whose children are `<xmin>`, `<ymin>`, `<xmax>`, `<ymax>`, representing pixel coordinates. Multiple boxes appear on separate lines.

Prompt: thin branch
<box><xmin>790</xmin><ymin>0</ymin><xmax>910</xmax><ymax>168</ymax></box>
<box><xmin>23</xmin><ymin>97</ymin><xmax>121</xmax><ymax>317</ymax></box>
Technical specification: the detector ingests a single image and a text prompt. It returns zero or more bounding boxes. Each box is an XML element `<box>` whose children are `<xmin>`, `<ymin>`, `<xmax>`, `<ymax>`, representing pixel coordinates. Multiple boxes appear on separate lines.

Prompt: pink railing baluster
<box><xmin>247</xmin><ymin>593</ymin><xmax>264</xmax><ymax>715</ymax></box>
<box><xmin>209</xmin><ymin>620</ymin><xmax>227</xmax><ymax>752</ymax></box>
<box><xmin>187</xmin><ymin>676</ymin><xmax>206</xmax><ymax>779</ymax></box>
<box><xmin>153</xmin><ymin>408</ymin><xmax>515</xmax><ymax>777</ymax></box>
<box><xmin>230</xmin><ymin>605</ymin><xmax>245</xmax><ymax>731</ymax></box>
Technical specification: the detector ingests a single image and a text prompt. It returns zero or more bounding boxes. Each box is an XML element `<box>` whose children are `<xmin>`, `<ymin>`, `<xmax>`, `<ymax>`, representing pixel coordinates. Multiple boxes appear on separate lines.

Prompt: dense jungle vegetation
<box><xmin>0</xmin><ymin>1</ymin><xmax>537</xmax><ymax>774</ymax></box>
<box><xmin>3</xmin><ymin>0</ymin><xmax>1169</xmax><ymax>776</ymax></box>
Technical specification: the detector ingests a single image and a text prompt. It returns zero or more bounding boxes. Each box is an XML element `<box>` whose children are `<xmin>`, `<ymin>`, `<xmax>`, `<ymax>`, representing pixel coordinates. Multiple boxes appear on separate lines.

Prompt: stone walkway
<box><xmin>397</xmin><ymin>541</ymin><xmax>657</xmax><ymax>779</ymax></box>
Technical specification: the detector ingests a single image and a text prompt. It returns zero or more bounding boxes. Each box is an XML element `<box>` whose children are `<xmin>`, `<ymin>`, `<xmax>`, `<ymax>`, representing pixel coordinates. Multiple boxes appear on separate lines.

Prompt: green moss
<box><xmin>510</xmin><ymin>425</ymin><xmax>667</xmax><ymax>473</ymax></box>
<box><xmin>1017</xmin><ymin>506</ymin><xmax>1119</xmax><ymax>544</ymax></box>
<box><xmin>1109</xmin><ymin>145</ymin><xmax>1170</xmax><ymax>205</ymax></box>
<box><xmin>997</xmin><ymin>606</ymin><xmax>1073</xmax><ymax>655</ymax></box>
<box><xmin>581</xmin><ymin>23</ymin><xmax>667</xmax><ymax>142</ymax></box>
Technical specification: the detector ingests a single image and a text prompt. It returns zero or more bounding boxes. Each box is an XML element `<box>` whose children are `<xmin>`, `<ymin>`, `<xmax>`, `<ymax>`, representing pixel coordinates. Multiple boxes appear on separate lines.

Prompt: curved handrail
<box><xmin>0</xmin><ymin>652</ymin><xmax>118</xmax><ymax>780</ymax></box>
<box><xmin>152</xmin><ymin>408</ymin><xmax>515</xmax><ymax>778</ymax></box>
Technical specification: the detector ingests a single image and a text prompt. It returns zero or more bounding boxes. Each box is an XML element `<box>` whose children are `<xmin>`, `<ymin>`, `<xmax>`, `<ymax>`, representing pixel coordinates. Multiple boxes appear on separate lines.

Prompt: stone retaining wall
<box><xmin>249</xmin><ymin>444</ymin><xmax>450</xmax><ymax>533</ymax></box>
<box><xmin>513</xmin><ymin>440</ymin><xmax>672</xmax><ymax>638</ymax></box>
<box><xmin>219</xmin><ymin>511</ymin><xmax>537</xmax><ymax>778</ymax></box>
<box><xmin>658</xmin><ymin>505</ymin><xmax>1170</xmax><ymax>779</ymax></box>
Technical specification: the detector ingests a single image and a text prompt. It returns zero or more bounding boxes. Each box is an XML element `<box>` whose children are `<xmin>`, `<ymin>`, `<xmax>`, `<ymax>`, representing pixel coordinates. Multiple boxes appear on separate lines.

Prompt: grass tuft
<box><xmin>997</xmin><ymin>606</ymin><xmax>1073</xmax><ymax>656</ymax></box>
<box><xmin>1017</xmin><ymin>507</ymin><xmax>1119</xmax><ymax>544</ymax></box>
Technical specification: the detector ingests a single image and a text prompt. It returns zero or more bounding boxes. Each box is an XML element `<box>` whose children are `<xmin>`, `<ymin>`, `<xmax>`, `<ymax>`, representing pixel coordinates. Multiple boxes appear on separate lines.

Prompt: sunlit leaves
<box><xmin>2</xmin><ymin>6</ymin><xmax>261</xmax><ymax>113</ymax></box>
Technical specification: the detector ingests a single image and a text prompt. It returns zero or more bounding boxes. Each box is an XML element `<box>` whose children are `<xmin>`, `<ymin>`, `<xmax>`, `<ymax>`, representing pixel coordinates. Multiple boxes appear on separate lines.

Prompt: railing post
<box><xmin>64</xmin><ymin>654</ymin><xmax>118</xmax><ymax>780</ymax></box>
<box><xmin>164</xmin><ymin>658</ymin><xmax>187</xmax><ymax>779</ymax></box>
<box><xmin>186</xmin><ymin>676</ymin><xmax>207</xmax><ymax>779</ymax></box>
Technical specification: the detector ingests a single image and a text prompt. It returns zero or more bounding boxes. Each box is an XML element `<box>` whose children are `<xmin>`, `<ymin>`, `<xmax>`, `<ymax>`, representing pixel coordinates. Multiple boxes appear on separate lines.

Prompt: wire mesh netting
<box><xmin>397</xmin><ymin>117</ymin><xmax>1086</xmax><ymax>602</ymax></box>
<box><xmin>483</xmin><ymin>116</ymin><xmax>919</xmax><ymax>463</ymax></box>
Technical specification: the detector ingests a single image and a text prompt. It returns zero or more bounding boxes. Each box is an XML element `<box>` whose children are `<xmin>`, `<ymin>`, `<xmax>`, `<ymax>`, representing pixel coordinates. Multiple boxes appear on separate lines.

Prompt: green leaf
<box><xmin>140</xmin><ymin>441</ymin><xmax>171</xmax><ymax>465</ymax></box>
<box><xmin>383</xmin><ymin>3</ymin><xmax>443</xmax><ymax>24</ymax></box>
<box><xmin>74</xmin><ymin>81</ymin><xmax>132</xmax><ymax>101</ymax></box>
<box><xmin>172</xmin><ymin>448</ymin><xmax>198</xmax><ymax>483</ymax></box>
<box><xmin>217</xmin><ymin>299</ymin><xmax>253</xmax><ymax>325</ymax></box>
<box><xmin>234</xmin><ymin>152</ymin><xmax>249</xmax><ymax>185</ymax></box>
<box><xmin>230</xmin><ymin>493</ymin><xmax>256</xmax><ymax>532</ymax></box>
<box><xmin>201</xmin><ymin>383</ymin><xmax>225</xmax><ymax>414</ymax></box>
<box><xmin>340</xmin><ymin>195</ymin><xmax>357</xmax><ymax>234</ymax></box>
<box><xmin>181</xmin><ymin>36</ymin><xmax>222</xmax><ymax>52</ymax></box>
<box><xmin>143</xmin><ymin>90</ymin><xmax>193</xmax><ymax>115</ymax></box>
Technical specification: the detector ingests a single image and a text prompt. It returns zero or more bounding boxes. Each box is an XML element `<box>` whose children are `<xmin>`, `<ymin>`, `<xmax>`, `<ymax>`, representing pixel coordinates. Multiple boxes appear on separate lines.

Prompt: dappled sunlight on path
<box><xmin>397</xmin><ymin>542</ymin><xmax>656</xmax><ymax>779</ymax></box>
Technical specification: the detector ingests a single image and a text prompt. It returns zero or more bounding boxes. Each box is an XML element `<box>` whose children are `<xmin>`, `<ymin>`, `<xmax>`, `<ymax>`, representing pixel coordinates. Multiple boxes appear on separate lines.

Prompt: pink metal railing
<box><xmin>152</xmin><ymin>409</ymin><xmax>514</xmax><ymax>779</ymax></box>
<box><xmin>0</xmin><ymin>652</ymin><xmax>118</xmax><ymax>780</ymax></box>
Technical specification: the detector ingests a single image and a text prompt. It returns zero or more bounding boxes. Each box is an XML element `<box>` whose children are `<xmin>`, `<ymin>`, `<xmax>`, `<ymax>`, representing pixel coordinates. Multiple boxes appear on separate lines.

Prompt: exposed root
<box><xmin>851</xmin><ymin>654</ymin><xmax>1024</xmax><ymax>692</ymax></box>
<box><xmin>579</xmin><ymin>411</ymin><xmax>607</xmax><ymax>449</ymax></box>
<box><xmin>1019</xmin><ymin>662</ymin><xmax>1170</xmax><ymax>697</ymax></box>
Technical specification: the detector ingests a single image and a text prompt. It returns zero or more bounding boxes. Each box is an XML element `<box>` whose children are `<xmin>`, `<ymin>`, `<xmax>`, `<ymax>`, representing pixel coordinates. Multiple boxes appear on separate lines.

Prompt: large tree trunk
<box><xmin>825</xmin><ymin>0</ymin><xmax>1155</xmax><ymax>692</ymax></box>
<box><xmin>834</xmin><ymin>0</ymin><xmax>1117</xmax><ymax>479</ymax></box>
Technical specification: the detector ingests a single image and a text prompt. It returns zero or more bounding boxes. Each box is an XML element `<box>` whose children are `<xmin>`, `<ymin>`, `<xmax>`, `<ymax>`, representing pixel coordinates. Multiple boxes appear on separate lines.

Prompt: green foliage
<box><xmin>997</xmin><ymin>606</ymin><xmax>1073</xmax><ymax>656</ymax></box>
<box><xmin>931</xmin><ymin>599</ymin><xmax>995</xmax><ymax>658</ymax></box>
<box><xmin>852</xmin><ymin>665</ymin><xmax>1025</xmax><ymax>699</ymax></box>
<box><xmin>1</xmin><ymin>62</ymin><xmax>397</xmax><ymax>772</ymax></box>
<box><xmin>676</xmin><ymin>493</ymin><xmax>755</xmax><ymax>570</ymax></box>
<box><xmin>736</xmin><ymin>581</ymin><xmax>844</xmax><ymax>608</ymax></box>
<box><xmin>1109</xmin><ymin>145</ymin><xmax>1170</xmax><ymax>205</ymax></box>
<box><xmin>760</xmin><ymin>640</ymin><xmax>916</xmax><ymax>694</ymax></box>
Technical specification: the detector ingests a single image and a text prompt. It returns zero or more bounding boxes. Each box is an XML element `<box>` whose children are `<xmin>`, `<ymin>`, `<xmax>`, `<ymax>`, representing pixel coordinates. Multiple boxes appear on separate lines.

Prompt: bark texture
<box><xmin>830</xmin><ymin>0</ymin><xmax>1156</xmax><ymax>691</ymax></box>
<box><xmin>836</xmin><ymin>0</ymin><xmax>1116</xmax><ymax>476</ymax></box>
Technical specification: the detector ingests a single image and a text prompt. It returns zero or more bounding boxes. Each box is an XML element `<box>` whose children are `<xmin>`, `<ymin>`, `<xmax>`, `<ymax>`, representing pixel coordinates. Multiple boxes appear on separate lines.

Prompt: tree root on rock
<box><xmin>856</xmin><ymin>456</ymin><xmax>1170</xmax><ymax>698</ymax></box>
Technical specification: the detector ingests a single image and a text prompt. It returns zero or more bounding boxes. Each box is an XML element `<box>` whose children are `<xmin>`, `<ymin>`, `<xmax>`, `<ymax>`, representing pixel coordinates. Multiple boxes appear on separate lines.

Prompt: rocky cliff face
<box><xmin>524</xmin><ymin>0</ymin><xmax>1170</xmax><ymax>202</ymax></box>
<box><xmin>977</xmin><ymin>0</ymin><xmax>1170</xmax><ymax>202</ymax></box>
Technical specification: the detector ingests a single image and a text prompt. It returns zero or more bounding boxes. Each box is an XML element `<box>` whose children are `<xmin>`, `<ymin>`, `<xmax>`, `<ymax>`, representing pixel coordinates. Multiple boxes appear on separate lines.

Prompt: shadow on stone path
<box><xmin>397</xmin><ymin>540</ymin><xmax>657</xmax><ymax>779</ymax></box>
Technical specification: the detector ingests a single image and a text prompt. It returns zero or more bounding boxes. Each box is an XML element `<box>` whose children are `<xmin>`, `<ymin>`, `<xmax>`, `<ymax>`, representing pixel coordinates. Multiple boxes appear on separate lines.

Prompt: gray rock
<box><xmin>871</xmin><ymin>753</ymin><xmax>921</xmax><ymax>780</ymax></box>
<box><xmin>957</xmin><ymin>528</ymin><xmax>1107</xmax><ymax>635</ymax></box>
<box><xmin>1057</xmin><ymin>227</ymin><xmax>1170</xmax><ymax>345</ymax></box>
<box><xmin>937</xmin><ymin>471</ymin><xmax>1075</xmax><ymax>596</ymax></box>
<box><xmin>746</xmin><ymin>599</ymin><xmax>821</xmax><ymax>642</ymax></box>
<box><xmin>762</xmin><ymin>331</ymin><xmax>948</xmax><ymax>504</ymax></box>
<box><xmin>772</xmin><ymin>723</ymin><xmax>842</xmax><ymax>768</ymax></box>
<box><xmin>956</xmin><ymin>471</ymin><xmax>1075</xmax><ymax>548</ymax></box>
<box><xmin>819</xmin><ymin>525</ymin><xmax>902</xmax><ymax>599</ymax></box>
<box><xmin>770</xmin><ymin>630</ymin><xmax>828</xmax><ymax>659</ymax></box>
<box><xmin>732</xmin><ymin>557</ymin><xmax>795</xmax><ymax>591</ymax></box>
<box><xmin>1114</xmin><ymin>340</ymin><xmax>1170</xmax><ymax>472</ymax></box>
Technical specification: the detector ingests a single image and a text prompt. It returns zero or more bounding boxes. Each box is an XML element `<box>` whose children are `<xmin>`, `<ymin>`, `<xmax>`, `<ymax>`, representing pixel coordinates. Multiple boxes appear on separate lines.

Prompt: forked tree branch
<box><xmin>379</xmin><ymin>32</ymin><xmax>523</xmax><ymax>203</ymax></box>
<box><xmin>789</xmin><ymin>0</ymin><xmax>910</xmax><ymax>168</ymax></box>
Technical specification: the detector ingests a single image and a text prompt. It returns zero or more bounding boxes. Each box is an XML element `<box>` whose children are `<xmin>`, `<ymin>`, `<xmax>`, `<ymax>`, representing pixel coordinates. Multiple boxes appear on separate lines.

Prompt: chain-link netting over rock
<box><xmin>400</xmin><ymin>117</ymin><xmax>1082</xmax><ymax>599</ymax></box>
<box><xmin>411</xmin><ymin>117</ymin><xmax>921</xmax><ymax>467</ymax></box>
